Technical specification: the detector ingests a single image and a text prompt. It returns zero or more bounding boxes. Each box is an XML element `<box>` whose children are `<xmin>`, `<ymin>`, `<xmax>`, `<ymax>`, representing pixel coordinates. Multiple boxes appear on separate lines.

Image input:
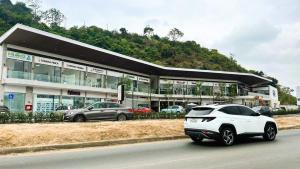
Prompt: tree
<box><xmin>164</xmin><ymin>81</ymin><xmax>173</xmax><ymax>107</ymax></box>
<box><xmin>227</xmin><ymin>84</ymin><xmax>237</xmax><ymax>103</ymax></box>
<box><xmin>143</xmin><ymin>25</ymin><xmax>154</xmax><ymax>37</ymax></box>
<box><xmin>168</xmin><ymin>28</ymin><xmax>184</xmax><ymax>41</ymax></box>
<box><xmin>195</xmin><ymin>81</ymin><xmax>203</xmax><ymax>105</ymax></box>
<box><xmin>42</xmin><ymin>8</ymin><xmax>65</xmax><ymax>26</ymax></box>
<box><xmin>26</xmin><ymin>0</ymin><xmax>41</xmax><ymax>21</ymax></box>
<box><xmin>119</xmin><ymin>27</ymin><xmax>128</xmax><ymax>35</ymax></box>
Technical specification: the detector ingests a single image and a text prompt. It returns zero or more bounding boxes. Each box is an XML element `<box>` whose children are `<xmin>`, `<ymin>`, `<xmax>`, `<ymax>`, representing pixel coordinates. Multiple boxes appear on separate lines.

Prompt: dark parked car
<box><xmin>0</xmin><ymin>106</ymin><xmax>9</xmax><ymax>113</ymax></box>
<box><xmin>63</xmin><ymin>102</ymin><xmax>133</xmax><ymax>122</ymax></box>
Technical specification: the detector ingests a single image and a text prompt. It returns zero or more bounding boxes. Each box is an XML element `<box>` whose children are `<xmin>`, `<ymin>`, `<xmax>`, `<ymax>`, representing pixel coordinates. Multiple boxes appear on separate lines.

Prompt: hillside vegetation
<box><xmin>0</xmin><ymin>0</ymin><xmax>296</xmax><ymax>104</ymax></box>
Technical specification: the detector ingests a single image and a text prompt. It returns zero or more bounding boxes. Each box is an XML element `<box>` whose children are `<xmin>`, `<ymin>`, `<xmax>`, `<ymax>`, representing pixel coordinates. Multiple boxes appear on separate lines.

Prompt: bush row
<box><xmin>133</xmin><ymin>112</ymin><xmax>187</xmax><ymax>120</ymax></box>
<box><xmin>272</xmin><ymin>110</ymin><xmax>300</xmax><ymax>116</ymax></box>
<box><xmin>0</xmin><ymin>110</ymin><xmax>299</xmax><ymax>124</ymax></box>
<box><xmin>0</xmin><ymin>112</ymin><xmax>64</xmax><ymax>124</ymax></box>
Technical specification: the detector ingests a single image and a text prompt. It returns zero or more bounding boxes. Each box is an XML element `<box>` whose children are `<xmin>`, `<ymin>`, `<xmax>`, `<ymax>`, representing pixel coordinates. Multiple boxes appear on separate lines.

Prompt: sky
<box><xmin>13</xmin><ymin>0</ymin><xmax>300</xmax><ymax>94</ymax></box>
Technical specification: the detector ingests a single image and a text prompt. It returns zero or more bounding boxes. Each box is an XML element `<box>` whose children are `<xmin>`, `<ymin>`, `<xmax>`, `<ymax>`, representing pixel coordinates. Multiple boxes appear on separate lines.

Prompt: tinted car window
<box><xmin>92</xmin><ymin>102</ymin><xmax>106</xmax><ymax>109</ymax></box>
<box><xmin>219</xmin><ymin>106</ymin><xmax>240</xmax><ymax>115</ymax></box>
<box><xmin>238</xmin><ymin>106</ymin><xmax>256</xmax><ymax>116</ymax></box>
<box><xmin>188</xmin><ymin>107</ymin><xmax>214</xmax><ymax>116</ymax></box>
<box><xmin>109</xmin><ymin>103</ymin><xmax>120</xmax><ymax>108</ymax></box>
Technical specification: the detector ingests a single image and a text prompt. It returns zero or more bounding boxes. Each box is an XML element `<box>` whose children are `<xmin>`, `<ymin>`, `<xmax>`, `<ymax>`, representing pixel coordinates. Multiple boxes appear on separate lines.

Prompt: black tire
<box><xmin>117</xmin><ymin>114</ymin><xmax>127</xmax><ymax>121</ymax></box>
<box><xmin>263</xmin><ymin>124</ymin><xmax>276</xmax><ymax>141</ymax></box>
<box><xmin>190</xmin><ymin>136</ymin><xmax>203</xmax><ymax>143</ymax></box>
<box><xmin>73</xmin><ymin>115</ymin><xmax>85</xmax><ymax>122</ymax></box>
<box><xmin>220</xmin><ymin>127</ymin><xmax>235</xmax><ymax>146</ymax></box>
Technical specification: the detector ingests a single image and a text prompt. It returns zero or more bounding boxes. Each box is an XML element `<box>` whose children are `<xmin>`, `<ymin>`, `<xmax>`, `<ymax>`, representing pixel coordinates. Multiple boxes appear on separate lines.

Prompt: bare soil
<box><xmin>0</xmin><ymin>116</ymin><xmax>299</xmax><ymax>148</ymax></box>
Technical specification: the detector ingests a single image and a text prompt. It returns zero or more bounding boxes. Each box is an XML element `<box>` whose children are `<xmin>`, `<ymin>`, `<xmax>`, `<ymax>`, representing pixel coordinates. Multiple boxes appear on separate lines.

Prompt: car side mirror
<box><xmin>252</xmin><ymin>112</ymin><xmax>260</xmax><ymax>116</ymax></box>
<box><xmin>88</xmin><ymin>107</ymin><xmax>93</xmax><ymax>111</ymax></box>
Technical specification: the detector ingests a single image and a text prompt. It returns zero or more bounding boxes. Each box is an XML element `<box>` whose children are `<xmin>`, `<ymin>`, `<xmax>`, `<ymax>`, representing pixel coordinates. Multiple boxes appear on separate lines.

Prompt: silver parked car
<box><xmin>63</xmin><ymin>102</ymin><xmax>133</xmax><ymax>122</ymax></box>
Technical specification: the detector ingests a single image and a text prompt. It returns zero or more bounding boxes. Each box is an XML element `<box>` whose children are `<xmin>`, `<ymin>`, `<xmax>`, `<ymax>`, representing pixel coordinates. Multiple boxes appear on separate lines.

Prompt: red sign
<box><xmin>25</xmin><ymin>104</ymin><xmax>32</xmax><ymax>111</ymax></box>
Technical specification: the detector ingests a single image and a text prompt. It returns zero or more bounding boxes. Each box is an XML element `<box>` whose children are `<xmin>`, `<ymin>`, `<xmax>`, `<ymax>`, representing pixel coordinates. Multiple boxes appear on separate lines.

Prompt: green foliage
<box><xmin>133</xmin><ymin>112</ymin><xmax>187</xmax><ymax>120</ymax></box>
<box><xmin>277</xmin><ymin>86</ymin><xmax>297</xmax><ymax>105</ymax></box>
<box><xmin>0</xmin><ymin>112</ymin><xmax>64</xmax><ymax>123</ymax></box>
<box><xmin>273</xmin><ymin>109</ymin><xmax>300</xmax><ymax>116</ymax></box>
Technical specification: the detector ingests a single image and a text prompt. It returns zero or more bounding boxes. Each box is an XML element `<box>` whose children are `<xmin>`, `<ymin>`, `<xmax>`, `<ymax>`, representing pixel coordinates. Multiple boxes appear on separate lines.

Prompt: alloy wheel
<box><xmin>267</xmin><ymin>126</ymin><xmax>276</xmax><ymax>140</ymax></box>
<box><xmin>222</xmin><ymin>129</ymin><xmax>234</xmax><ymax>145</ymax></box>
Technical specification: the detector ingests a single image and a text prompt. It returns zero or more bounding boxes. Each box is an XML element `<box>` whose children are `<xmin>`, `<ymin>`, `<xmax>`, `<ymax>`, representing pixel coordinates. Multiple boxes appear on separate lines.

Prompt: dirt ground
<box><xmin>0</xmin><ymin>116</ymin><xmax>299</xmax><ymax>148</ymax></box>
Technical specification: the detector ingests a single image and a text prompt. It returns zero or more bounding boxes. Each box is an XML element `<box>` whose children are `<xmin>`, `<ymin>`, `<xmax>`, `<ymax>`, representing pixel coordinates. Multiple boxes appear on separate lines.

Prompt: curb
<box><xmin>0</xmin><ymin>135</ymin><xmax>188</xmax><ymax>155</ymax></box>
<box><xmin>1</xmin><ymin>126</ymin><xmax>300</xmax><ymax>155</ymax></box>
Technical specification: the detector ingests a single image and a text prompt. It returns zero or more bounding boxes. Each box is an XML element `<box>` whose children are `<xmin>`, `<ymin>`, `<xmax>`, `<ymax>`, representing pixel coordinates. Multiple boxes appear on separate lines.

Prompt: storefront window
<box><xmin>62</xmin><ymin>68</ymin><xmax>85</xmax><ymax>86</ymax></box>
<box><xmin>173</xmin><ymin>82</ymin><xmax>186</xmax><ymax>95</ymax></box>
<box><xmin>85</xmin><ymin>98</ymin><xmax>102</xmax><ymax>107</ymax></box>
<box><xmin>106</xmin><ymin>76</ymin><xmax>120</xmax><ymax>89</ymax></box>
<box><xmin>187</xmin><ymin>85</ymin><xmax>197</xmax><ymax>95</ymax></box>
<box><xmin>160</xmin><ymin>82</ymin><xmax>173</xmax><ymax>95</ymax></box>
<box><xmin>138</xmin><ymin>81</ymin><xmax>149</xmax><ymax>93</ymax></box>
<box><xmin>62</xmin><ymin>96</ymin><xmax>85</xmax><ymax>109</ymax></box>
<box><xmin>34</xmin><ymin>95</ymin><xmax>60</xmax><ymax>112</ymax></box>
<box><xmin>86</xmin><ymin>72</ymin><xmax>105</xmax><ymax>88</ymax></box>
<box><xmin>34</xmin><ymin>64</ymin><xmax>61</xmax><ymax>83</ymax></box>
<box><xmin>7</xmin><ymin>58</ymin><xmax>32</xmax><ymax>80</ymax></box>
<box><xmin>202</xmin><ymin>86</ymin><xmax>213</xmax><ymax>96</ymax></box>
<box><xmin>4</xmin><ymin>92</ymin><xmax>25</xmax><ymax>112</ymax></box>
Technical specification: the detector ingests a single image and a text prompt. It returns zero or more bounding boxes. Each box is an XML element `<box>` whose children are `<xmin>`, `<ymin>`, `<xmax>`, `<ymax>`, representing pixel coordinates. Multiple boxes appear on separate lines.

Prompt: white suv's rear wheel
<box><xmin>220</xmin><ymin>127</ymin><xmax>235</xmax><ymax>146</ymax></box>
<box><xmin>263</xmin><ymin>124</ymin><xmax>276</xmax><ymax>141</ymax></box>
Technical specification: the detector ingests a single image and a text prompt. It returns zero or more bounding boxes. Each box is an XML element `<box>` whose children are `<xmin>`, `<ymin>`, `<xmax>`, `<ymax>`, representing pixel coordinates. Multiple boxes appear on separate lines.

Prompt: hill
<box><xmin>0</xmin><ymin>0</ymin><xmax>296</xmax><ymax>104</ymax></box>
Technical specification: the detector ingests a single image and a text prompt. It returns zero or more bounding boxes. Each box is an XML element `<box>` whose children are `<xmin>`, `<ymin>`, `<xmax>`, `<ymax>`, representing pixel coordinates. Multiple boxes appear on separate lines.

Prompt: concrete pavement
<box><xmin>0</xmin><ymin>129</ymin><xmax>300</xmax><ymax>169</ymax></box>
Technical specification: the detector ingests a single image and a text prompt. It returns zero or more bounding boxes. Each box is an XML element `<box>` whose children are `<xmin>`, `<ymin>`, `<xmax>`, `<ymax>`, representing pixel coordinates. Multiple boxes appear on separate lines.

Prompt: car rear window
<box><xmin>188</xmin><ymin>107</ymin><xmax>214</xmax><ymax>116</ymax></box>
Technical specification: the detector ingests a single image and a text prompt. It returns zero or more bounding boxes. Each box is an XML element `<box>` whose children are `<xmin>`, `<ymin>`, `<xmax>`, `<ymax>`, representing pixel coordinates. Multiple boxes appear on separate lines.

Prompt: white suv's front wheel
<box><xmin>220</xmin><ymin>127</ymin><xmax>235</xmax><ymax>146</ymax></box>
<box><xmin>263</xmin><ymin>124</ymin><xmax>276</xmax><ymax>141</ymax></box>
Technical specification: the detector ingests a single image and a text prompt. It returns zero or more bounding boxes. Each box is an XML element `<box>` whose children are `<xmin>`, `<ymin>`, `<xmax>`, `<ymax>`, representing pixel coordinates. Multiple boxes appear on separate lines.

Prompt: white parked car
<box><xmin>184</xmin><ymin>104</ymin><xmax>278</xmax><ymax>146</ymax></box>
<box><xmin>161</xmin><ymin>105</ymin><xmax>184</xmax><ymax>113</ymax></box>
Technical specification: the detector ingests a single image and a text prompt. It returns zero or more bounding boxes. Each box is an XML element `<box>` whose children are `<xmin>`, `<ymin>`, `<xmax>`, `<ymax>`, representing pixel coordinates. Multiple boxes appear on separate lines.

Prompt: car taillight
<box><xmin>201</xmin><ymin>117</ymin><xmax>216</xmax><ymax>122</ymax></box>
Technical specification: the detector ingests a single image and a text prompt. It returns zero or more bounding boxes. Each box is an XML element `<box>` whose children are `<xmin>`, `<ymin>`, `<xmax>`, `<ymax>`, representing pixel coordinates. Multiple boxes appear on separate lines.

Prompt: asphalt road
<box><xmin>1</xmin><ymin>129</ymin><xmax>300</xmax><ymax>169</ymax></box>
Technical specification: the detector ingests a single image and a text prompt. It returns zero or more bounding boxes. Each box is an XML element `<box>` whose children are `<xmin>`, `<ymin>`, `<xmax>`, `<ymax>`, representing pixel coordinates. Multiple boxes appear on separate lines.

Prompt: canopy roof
<box><xmin>0</xmin><ymin>24</ymin><xmax>271</xmax><ymax>85</ymax></box>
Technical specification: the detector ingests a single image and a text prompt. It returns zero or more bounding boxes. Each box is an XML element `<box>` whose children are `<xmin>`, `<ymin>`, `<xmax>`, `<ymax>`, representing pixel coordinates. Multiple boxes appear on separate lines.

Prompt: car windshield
<box><xmin>188</xmin><ymin>107</ymin><xmax>214</xmax><ymax>116</ymax></box>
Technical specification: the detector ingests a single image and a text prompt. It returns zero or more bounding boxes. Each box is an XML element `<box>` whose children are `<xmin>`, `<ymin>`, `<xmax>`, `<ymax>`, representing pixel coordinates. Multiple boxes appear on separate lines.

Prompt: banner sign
<box><xmin>125</xmin><ymin>74</ymin><xmax>138</xmax><ymax>80</ymax></box>
<box><xmin>138</xmin><ymin>77</ymin><xmax>150</xmax><ymax>83</ymax></box>
<box><xmin>107</xmin><ymin>70</ymin><xmax>123</xmax><ymax>77</ymax></box>
<box><xmin>34</xmin><ymin>56</ymin><xmax>62</xmax><ymax>67</ymax></box>
<box><xmin>63</xmin><ymin>62</ymin><xmax>86</xmax><ymax>71</ymax></box>
<box><xmin>87</xmin><ymin>66</ymin><xmax>106</xmax><ymax>75</ymax></box>
<box><xmin>7</xmin><ymin>51</ymin><xmax>33</xmax><ymax>62</ymax></box>
<box><xmin>174</xmin><ymin>80</ymin><xmax>187</xmax><ymax>85</ymax></box>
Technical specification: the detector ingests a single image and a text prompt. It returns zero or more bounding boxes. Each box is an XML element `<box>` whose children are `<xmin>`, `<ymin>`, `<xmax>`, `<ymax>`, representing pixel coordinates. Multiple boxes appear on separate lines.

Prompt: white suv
<box><xmin>184</xmin><ymin>104</ymin><xmax>278</xmax><ymax>146</ymax></box>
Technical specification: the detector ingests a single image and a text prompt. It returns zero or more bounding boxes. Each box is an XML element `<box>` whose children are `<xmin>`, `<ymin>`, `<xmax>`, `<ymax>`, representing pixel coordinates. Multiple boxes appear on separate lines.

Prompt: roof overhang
<box><xmin>0</xmin><ymin>24</ymin><xmax>272</xmax><ymax>85</ymax></box>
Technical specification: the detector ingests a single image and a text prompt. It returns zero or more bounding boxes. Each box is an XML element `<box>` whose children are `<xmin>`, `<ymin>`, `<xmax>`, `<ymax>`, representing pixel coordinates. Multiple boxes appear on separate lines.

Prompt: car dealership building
<box><xmin>0</xmin><ymin>24</ymin><xmax>279</xmax><ymax>113</ymax></box>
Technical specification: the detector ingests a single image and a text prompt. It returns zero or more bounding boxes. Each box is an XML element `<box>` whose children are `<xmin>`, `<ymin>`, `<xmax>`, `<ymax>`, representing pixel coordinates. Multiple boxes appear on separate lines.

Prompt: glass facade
<box><xmin>62</xmin><ymin>68</ymin><xmax>85</xmax><ymax>86</ymax></box>
<box><xmin>137</xmin><ymin>81</ymin><xmax>149</xmax><ymax>93</ymax></box>
<box><xmin>159</xmin><ymin>82</ymin><xmax>173</xmax><ymax>95</ymax></box>
<box><xmin>62</xmin><ymin>96</ymin><xmax>85</xmax><ymax>109</ymax></box>
<box><xmin>34</xmin><ymin>95</ymin><xmax>60</xmax><ymax>112</ymax></box>
<box><xmin>7</xmin><ymin>58</ymin><xmax>32</xmax><ymax>79</ymax></box>
<box><xmin>106</xmin><ymin>76</ymin><xmax>120</xmax><ymax>89</ymax></box>
<box><xmin>86</xmin><ymin>72</ymin><xmax>105</xmax><ymax>88</ymax></box>
<box><xmin>85</xmin><ymin>97</ymin><xmax>102</xmax><ymax>107</ymax></box>
<box><xmin>4</xmin><ymin>92</ymin><xmax>25</xmax><ymax>112</ymax></box>
<box><xmin>34</xmin><ymin>64</ymin><xmax>61</xmax><ymax>83</ymax></box>
<box><xmin>173</xmin><ymin>82</ymin><xmax>187</xmax><ymax>95</ymax></box>
<box><xmin>187</xmin><ymin>85</ymin><xmax>197</xmax><ymax>95</ymax></box>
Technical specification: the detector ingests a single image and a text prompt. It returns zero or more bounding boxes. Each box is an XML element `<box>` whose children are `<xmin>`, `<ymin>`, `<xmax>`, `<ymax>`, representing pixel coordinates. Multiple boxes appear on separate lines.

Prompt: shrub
<box><xmin>273</xmin><ymin>110</ymin><xmax>300</xmax><ymax>116</ymax></box>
